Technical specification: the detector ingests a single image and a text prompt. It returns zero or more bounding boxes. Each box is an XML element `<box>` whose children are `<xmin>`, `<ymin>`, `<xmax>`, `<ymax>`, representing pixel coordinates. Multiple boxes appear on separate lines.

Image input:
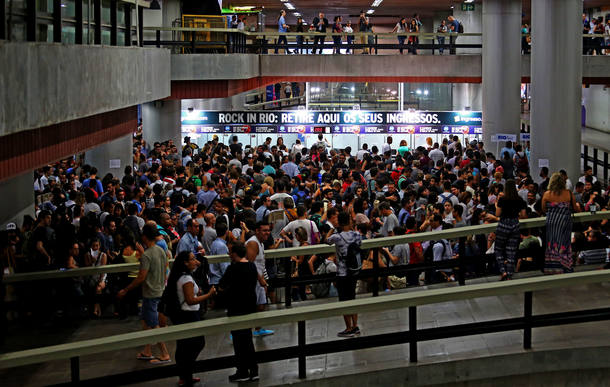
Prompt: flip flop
<box><xmin>150</xmin><ymin>357</ymin><xmax>172</xmax><ymax>365</ymax></box>
<box><xmin>136</xmin><ymin>353</ymin><xmax>154</xmax><ymax>360</ymax></box>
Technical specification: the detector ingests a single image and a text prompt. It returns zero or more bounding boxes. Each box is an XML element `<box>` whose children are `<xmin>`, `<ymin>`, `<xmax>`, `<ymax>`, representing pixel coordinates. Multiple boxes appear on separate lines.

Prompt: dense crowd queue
<box><xmin>1</xmin><ymin>130</ymin><xmax>609</xmax><ymax>384</ymax></box>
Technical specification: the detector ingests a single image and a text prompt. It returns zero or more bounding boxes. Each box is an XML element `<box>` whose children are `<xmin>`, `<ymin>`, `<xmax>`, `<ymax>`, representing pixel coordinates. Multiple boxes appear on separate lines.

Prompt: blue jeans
<box><xmin>437</xmin><ymin>36</ymin><xmax>445</xmax><ymax>54</ymax></box>
<box><xmin>275</xmin><ymin>35</ymin><xmax>288</xmax><ymax>54</ymax></box>
<box><xmin>346</xmin><ymin>36</ymin><xmax>354</xmax><ymax>53</ymax></box>
<box><xmin>398</xmin><ymin>35</ymin><xmax>406</xmax><ymax>54</ymax></box>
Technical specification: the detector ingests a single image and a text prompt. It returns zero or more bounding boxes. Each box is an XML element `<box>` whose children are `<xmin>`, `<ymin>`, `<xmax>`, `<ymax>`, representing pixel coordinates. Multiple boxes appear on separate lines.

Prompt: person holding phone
<box><xmin>165</xmin><ymin>251</ymin><xmax>216</xmax><ymax>386</ymax></box>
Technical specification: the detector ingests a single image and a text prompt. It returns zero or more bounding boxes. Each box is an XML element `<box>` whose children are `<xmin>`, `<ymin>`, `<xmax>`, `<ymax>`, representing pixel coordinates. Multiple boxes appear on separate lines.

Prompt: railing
<box><xmin>582</xmin><ymin>144</ymin><xmax>609</xmax><ymax>185</ymax></box>
<box><xmin>1</xmin><ymin>0</ymin><xmax>145</xmax><ymax>45</ymax></box>
<box><xmin>140</xmin><ymin>27</ymin><xmax>610</xmax><ymax>55</ymax></box>
<box><xmin>5</xmin><ymin>212</ymin><xmax>610</xmax><ymax>308</ymax></box>
<box><xmin>1</xmin><ymin>269</ymin><xmax>609</xmax><ymax>385</ymax></box>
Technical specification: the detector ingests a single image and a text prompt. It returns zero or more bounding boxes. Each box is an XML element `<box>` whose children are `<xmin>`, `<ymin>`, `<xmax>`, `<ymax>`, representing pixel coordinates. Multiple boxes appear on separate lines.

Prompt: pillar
<box><xmin>84</xmin><ymin>133</ymin><xmax>133</xmax><ymax>179</ymax></box>
<box><xmin>452</xmin><ymin>83</ymin><xmax>482</xmax><ymax>111</ymax></box>
<box><xmin>481</xmin><ymin>0</ymin><xmax>521</xmax><ymax>152</ymax></box>
<box><xmin>141</xmin><ymin>99</ymin><xmax>182</xmax><ymax>150</ymax></box>
<box><xmin>0</xmin><ymin>173</ymin><xmax>35</xmax><ymax>228</ymax></box>
<box><xmin>530</xmin><ymin>0</ymin><xmax>582</xmax><ymax>181</ymax></box>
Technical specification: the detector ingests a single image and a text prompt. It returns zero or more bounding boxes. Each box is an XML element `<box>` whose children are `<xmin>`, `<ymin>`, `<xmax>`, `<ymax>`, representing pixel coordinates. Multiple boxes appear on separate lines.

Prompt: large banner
<box><xmin>181</xmin><ymin>110</ymin><xmax>482</xmax><ymax>135</ymax></box>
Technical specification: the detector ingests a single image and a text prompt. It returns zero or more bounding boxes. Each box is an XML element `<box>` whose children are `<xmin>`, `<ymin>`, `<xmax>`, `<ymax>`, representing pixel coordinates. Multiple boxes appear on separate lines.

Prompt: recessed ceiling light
<box><xmin>285</xmin><ymin>2</ymin><xmax>295</xmax><ymax>10</ymax></box>
<box><xmin>366</xmin><ymin>9</ymin><xmax>375</xmax><ymax>14</ymax></box>
<box><xmin>293</xmin><ymin>12</ymin><xmax>301</xmax><ymax>17</ymax></box>
<box><xmin>372</xmin><ymin>0</ymin><xmax>383</xmax><ymax>7</ymax></box>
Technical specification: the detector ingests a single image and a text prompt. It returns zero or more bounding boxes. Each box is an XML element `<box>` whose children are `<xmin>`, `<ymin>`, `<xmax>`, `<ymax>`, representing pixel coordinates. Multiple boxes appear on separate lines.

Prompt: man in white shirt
<box><xmin>429</xmin><ymin>143</ymin><xmax>445</xmax><ymax>164</ymax></box>
<box><xmin>382</xmin><ymin>136</ymin><xmax>393</xmax><ymax>155</ymax></box>
<box><xmin>280</xmin><ymin>206</ymin><xmax>319</xmax><ymax>246</ymax></box>
<box><xmin>578</xmin><ymin>166</ymin><xmax>597</xmax><ymax>184</ymax></box>
<box><xmin>356</xmin><ymin>143</ymin><xmax>369</xmax><ymax>161</ymax></box>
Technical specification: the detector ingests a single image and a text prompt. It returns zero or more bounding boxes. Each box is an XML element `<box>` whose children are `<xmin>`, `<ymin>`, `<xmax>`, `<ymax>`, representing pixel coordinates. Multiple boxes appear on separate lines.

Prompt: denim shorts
<box><xmin>141</xmin><ymin>297</ymin><xmax>161</xmax><ymax>327</ymax></box>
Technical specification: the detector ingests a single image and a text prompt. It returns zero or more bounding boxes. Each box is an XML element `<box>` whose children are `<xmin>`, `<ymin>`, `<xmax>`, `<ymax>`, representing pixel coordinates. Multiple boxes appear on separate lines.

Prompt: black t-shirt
<box><xmin>218</xmin><ymin>261</ymin><xmax>258</xmax><ymax>317</ymax></box>
<box><xmin>497</xmin><ymin>197</ymin><xmax>526</xmax><ymax>219</ymax></box>
<box><xmin>229</xmin><ymin>143</ymin><xmax>242</xmax><ymax>156</ymax></box>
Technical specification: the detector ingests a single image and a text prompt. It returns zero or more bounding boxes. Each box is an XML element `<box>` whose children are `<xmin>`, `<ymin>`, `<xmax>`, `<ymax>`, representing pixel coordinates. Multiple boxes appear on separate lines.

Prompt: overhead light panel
<box><xmin>293</xmin><ymin>12</ymin><xmax>301</xmax><ymax>17</ymax></box>
<box><xmin>285</xmin><ymin>2</ymin><xmax>295</xmax><ymax>10</ymax></box>
<box><xmin>372</xmin><ymin>0</ymin><xmax>383</xmax><ymax>7</ymax></box>
<box><xmin>366</xmin><ymin>9</ymin><xmax>375</xmax><ymax>14</ymax></box>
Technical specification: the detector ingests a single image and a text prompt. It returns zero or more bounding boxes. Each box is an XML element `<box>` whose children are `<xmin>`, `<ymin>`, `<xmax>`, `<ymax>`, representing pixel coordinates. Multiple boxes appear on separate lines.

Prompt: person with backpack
<box><xmin>326</xmin><ymin>211</ymin><xmax>362</xmax><ymax>337</ymax></box>
<box><xmin>447</xmin><ymin>15</ymin><xmax>461</xmax><ymax>55</ymax></box>
<box><xmin>437</xmin><ymin>181</ymin><xmax>459</xmax><ymax>206</ymax></box>
<box><xmin>163</xmin><ymin>251</ymin><xmax>216</xmax><ymax>386</ymax></box>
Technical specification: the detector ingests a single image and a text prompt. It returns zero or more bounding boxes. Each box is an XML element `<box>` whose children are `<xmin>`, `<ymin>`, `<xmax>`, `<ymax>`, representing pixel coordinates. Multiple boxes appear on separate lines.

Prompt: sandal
<box><xmin>136</xmin><ymin>353</ymin><xmax>154</xmax><ymax>360</ymax></box>
<box><xmin>150</xmin><ymin>357</ymin><xmax>172</xmax><ymax>365</ymax></box>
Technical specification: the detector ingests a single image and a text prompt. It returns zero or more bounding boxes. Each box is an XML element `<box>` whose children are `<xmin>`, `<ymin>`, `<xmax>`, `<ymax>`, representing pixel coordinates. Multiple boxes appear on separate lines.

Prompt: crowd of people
<box><xmin>1</xmin><ymin>130</ymin><xmax>609</xmax><ymax>384</ymax></box>
<box><xmin>273</xmin><ymin>10</ymin><xmax>464</xmax><ymax>55</ymax></box>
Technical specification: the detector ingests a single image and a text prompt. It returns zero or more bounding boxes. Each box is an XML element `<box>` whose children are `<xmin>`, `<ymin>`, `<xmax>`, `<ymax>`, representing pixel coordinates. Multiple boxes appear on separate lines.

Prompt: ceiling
<box><xmin>225</xmin><ymin>0</ymin><xmax>609</xmax><ymax>26</ymax></box>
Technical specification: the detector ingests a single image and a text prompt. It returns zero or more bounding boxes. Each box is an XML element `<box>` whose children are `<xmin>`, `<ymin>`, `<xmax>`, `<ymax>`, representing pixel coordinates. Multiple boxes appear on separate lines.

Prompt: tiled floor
<box><xmin>1</xmin><ymin>277</ymin><xmax>610</xmax><ymax>386</ymax></box>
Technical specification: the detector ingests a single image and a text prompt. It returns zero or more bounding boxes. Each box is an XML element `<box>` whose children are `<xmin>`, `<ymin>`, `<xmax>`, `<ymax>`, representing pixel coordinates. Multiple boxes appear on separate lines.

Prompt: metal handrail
<box><xmin>4</xmin><ymin>211</ymin><xmax>609</xmax><ymax>283</ymax></box>
<box><xmin>0</xmin><ymin>269</ymin><xmax>609</xmax><ymax>370</ymax></box>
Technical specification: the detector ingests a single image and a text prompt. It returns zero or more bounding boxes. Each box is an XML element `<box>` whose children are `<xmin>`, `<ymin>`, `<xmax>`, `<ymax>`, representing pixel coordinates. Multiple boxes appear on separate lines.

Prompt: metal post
<box><xmin>593</xmin><ymin>148</ymin><xmax>598</xmax><ymax>177</ymax></box>
<box><xmin>284</xmin><ymin>257</ymin><xmax>292</xmax><ymax>307</ymax></box>
<box><xmin>70</xmin><ymin>356</ymin><xmax>80</xmax><ymax>384</ymax></box>
<box><xmin>93</xmin><ymin>0</ymin><xmax>101</xmax><ymax>44</ymax></box>
<box><xmin>523</xmin><ymin>291</ymin><xmax>532</xmax><ymax>349</ymax></box>
<box><xmin>0</xmin><ymin>0</ymin><xmax>5</xmax><ymax>40</ymax></box>
<box><xmin>372</xmin><ymin>248</ymin><xmax>379</xmax><ymax>297</ymax></box>
<box><xmin>408</xmin><ymin>306</ymin><xmax>417</xmax><ymax>362</ymax></box>
<box><xmin>458</xmin><ymin>236</ymin><xmax>466</xmax><ymax>285</ymax></box>
<box><xmin>137</xmin><ymin>5</ymin><xmax>143</xmax><ymax>47</ymax></box>
<box><xmin>26</xmin><ymin>0</ymin><xmax>36</xmax><ymax>41</ymax></box>
<box><xmin>583</xmin><ymin>145</ymin><xmax>588</xmax><ymax>169</ymax></box>
<box><xmin>190</xmin><ymin>29</ymin><xmax>195</xmax><ymax>52</ymax></box>
<box><xmin>75</xmin><ymin>0</ymin><xmax>83</xmax><ymax>44</ymax></box>
<box><xmin>298</xmin><ymin>320</ymin><xmax>306</xmax><ymax>379</ymax></box>
<box><xmin>155</xmin><ymin>29</ymin><xmax>160</xmax><ymax>47</ymax></box>
<box><xmin>110</xmin><ymin>0</ymin><xmax>117</xmax><ymax>46</ymax></box>
<box><xmin>124</xmin><ymin>3</ymin><xmax>131</xmax><ymax>46</ymax></box>
<box><xmin>305</xmin><ymin>82</ymin><xmax>310</xmax><ymax>110</ymax></box>
<box><xmin>604</xmin><ymin>152</ymin><xmax>608</xmax><ymax>183</ymax></box>
<box><xmin>52</xmin><ymin>0</ymin><xmax>61</xmax><ymax>42</ymax></box>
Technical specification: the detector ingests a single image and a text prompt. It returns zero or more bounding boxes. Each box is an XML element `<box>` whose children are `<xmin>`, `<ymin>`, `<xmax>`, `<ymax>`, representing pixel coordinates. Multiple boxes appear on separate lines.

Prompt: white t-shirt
<box><xmin>282</xmin><ymin>219</ymin><xmax>319</xmax><ymax>246</ymax></box>
<box><xmin>177</xmin><ymin>274</ymin><xmax>200</xmax><ymax>311</ymax></box>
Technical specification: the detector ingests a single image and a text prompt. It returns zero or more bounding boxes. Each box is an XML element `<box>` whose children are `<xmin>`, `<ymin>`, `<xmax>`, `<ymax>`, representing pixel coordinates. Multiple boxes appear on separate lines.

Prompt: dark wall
<box><xmin>182</xmin><ymin>0</ymin><xmax>221</xmax><ymax>15</ymax></box>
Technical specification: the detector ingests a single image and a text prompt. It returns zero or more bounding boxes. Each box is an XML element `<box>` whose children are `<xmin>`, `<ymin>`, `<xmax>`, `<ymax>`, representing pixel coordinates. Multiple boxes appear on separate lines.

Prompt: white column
<box><xmin>481</xmin><ymin>0</ymin><xmax>521</xmax><ymax>151</ymax></box>
<box><xmin>452</xmin><ymin>83</ymin><xmax>482</xmax><ymax>111</ymax></box>
<box><xmin>84</xmin><ymin>133</ymin><xmax>133</xmax><ymax>179</ymax></box>
<box><xmin>142</xmin><ymin>99</ymin><xmax>182</xmax><ymax>149</ymax></box>
<box><xmin>530</xmin><ymin>0</ymin><xmax>582</xmax><ymax>181</ymax></box>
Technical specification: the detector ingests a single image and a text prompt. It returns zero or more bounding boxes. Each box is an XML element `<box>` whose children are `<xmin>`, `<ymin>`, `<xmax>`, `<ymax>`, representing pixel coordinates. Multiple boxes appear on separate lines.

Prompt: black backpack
<box><xmin>338</xmin><ymin>233</ymin><xmax>362</xmax><ymax>275</ymax></box>
<box><xmin>423</xmin><ymin>240</ymin><xmax>446</xmax><ymax>263</ymax></box>
<box><xmin>458</xmin><ymin>22</ymin><xmax>464</xmax><ymax>33</ymax></box>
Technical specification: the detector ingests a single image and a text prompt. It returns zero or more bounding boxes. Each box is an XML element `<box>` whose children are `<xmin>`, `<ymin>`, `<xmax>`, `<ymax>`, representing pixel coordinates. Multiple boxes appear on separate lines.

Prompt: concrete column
<box><xmin>142</xmin><ymin>99</ymin><xmax>182</xmax><ymax>150</ymax></box>
<box><xmin>530</xmin><ymin>0</ymin><xmax>582</xmax><ymax>181</ymax></box>
<box><xmin>84</xmin><ymin>133</ymin><xmax>133</xmax><ymax>179</ymax></box>
<box><xmin>452</xmin><ymin>5</ymin><xmax>482</xmax><ymax>54</ymax></box>
<box><xmin>481</xmin><ymin>0</ymin><xmax>522</xmax><ymax>150</ymax></box>
<box><xmin>0</xmin><ymin>173</ymin><xmax>35</xmax><ymax>228</ymax></box>
<box><xmin>452</xmin><ymin>83</ymin><xmax>482</xmax><ymax>111</ymax></box>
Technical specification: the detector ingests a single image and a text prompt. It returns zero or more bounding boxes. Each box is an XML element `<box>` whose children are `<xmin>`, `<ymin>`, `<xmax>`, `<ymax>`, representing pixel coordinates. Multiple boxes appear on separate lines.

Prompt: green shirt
<box><xmin>397</xmin><ymin>146</ymin><xmax>410</xmax><ymax>156</ymax></box>
<box><xmin>140</xmin><ymin>245</ymin><xmax>167</xmax><ymax>299</ymax></box>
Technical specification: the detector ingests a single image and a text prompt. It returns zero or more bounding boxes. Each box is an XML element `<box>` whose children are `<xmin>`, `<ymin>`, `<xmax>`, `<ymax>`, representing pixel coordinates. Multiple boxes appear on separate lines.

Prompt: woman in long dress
<box><xmin>541</xmin><ymin>172</ymin><xmax>580</xmax><ymax>274</ymax></box>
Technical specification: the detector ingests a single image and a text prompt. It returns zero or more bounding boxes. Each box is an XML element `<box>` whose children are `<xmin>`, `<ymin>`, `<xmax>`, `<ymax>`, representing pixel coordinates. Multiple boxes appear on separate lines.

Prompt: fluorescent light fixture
<box><xmin>464</xmin><ymin>0</ymin><xmax>474</xmax><ymax>2</ymax></box>
<box><xmin>233</xmin><ymin>6</ymin><xmax>255</xmax><ymax>10</ymax></box>
<box><xmin>372</xmin><ymin>0</ymin><xmax>383</xmax><ymax>7</ymax></box>
<box><xmin>366</xmin><ymin>9</ymin><xmax>375</xmax><ymax>15</ymax></box>
<box><xmin>416</xmin><ymin>89</ymin><xmax>422</xmax><ymax>95</ymax></box>
<box><xmin>280</xmin><ymin>0</ymin><xmax>289</xmax><ymax>2</ymax></box>
<box><xmin>423</xmin><ymin>90</ymin><xmax>429</xmax><ymax>96</ymax></box>
<box><xmin>293</xmin><ymin>12</ymin><xmax>301</xmax><ymax>17</ymax></box>
<box><xmin>285</xmin><ymin>2</ymin><xmax>295</xmax><ymax>10</ymax></box>
<box><xmin>351</xmin><ymin>87</ymin><xmax>355</xmax><ymax>92</ymax></box>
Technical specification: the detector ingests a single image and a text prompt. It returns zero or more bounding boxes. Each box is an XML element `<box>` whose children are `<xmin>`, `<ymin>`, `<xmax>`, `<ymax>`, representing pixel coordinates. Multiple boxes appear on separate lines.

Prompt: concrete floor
<box><xmin>1</xmin><ymin>274</ymin><xmax>610</xmax><ymax>387</ymax></box>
